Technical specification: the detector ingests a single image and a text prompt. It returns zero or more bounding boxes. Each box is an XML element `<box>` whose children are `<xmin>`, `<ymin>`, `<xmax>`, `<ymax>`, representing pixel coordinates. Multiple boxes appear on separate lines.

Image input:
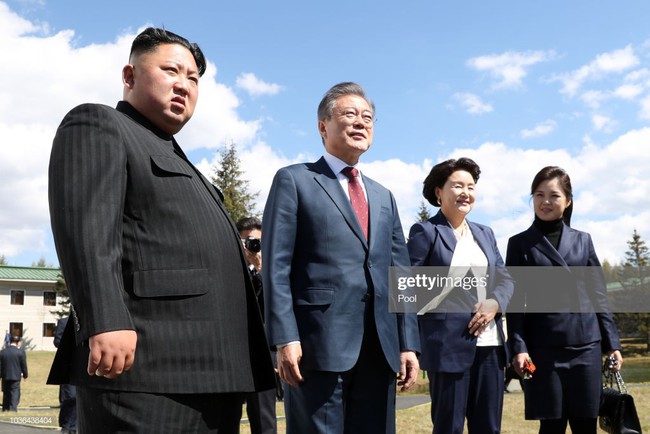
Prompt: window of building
<box><xmin>43</xmin><ymin>323</ymin><xmax>56</xmax><ymax>337</ymax></box>
<box><xmin>10</xmin><ymin>290</ymin><xmax>24</xmax><ymax>305</ymax></box>
<box><xmin>9</xmin><ymin>322</ymin><xmax>23</xmax><ymax>338</ymax></box>
<box><xmin>43</xmin><ymin>291</ymin><xmax>56</xmax><ymax>306</ymax></box>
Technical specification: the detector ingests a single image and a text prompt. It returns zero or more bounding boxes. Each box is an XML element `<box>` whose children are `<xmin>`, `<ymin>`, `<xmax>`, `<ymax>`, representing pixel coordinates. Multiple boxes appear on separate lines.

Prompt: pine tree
<box><xmin>621</xmin><ymin>229</ymin><xmax>650</xmax><ymax>286</ymax></box>
<box><xmin>0</xmin><ymin>255</ymin><xmax>7</xmax><ymax>265</ymax></box>
<box><xmin>616</xmin><ymin>229</ymin><xmax>650</xmax><ymax>353</ymax></box>
<box><xmin>210</xmin><ymin>142</ymin><xmax>260</xmax><ymax>223</ymax></box>
<box><xmin>32</xmin><ymin>257</ymin><xmax>53</xmax><ymax>268</ymax></box>
<box><xmin>52</xmin><ymin>271</ymin><xmax>71</xmax><ymax>318</ymax></box>
<box><xmin>416</xmin><ymin>200</ymin><xmax>432</xmax><ymax>222</ymax></box>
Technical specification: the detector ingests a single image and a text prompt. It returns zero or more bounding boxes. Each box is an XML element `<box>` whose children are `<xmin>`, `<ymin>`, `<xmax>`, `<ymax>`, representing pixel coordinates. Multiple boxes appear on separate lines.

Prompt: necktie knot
<box><xmin>341</xmin><ymin>166</ymin><xmax>359</xmax><ymax>180</ymax></box>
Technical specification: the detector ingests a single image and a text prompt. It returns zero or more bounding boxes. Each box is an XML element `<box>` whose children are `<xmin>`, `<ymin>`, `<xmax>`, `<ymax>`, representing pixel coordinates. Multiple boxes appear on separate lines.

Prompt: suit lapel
<box><xmin>432</xmin><ymin>211</ymin><xmax>456</xmax><ymax>262</ymax></box>
<box><xmin>311</xmin><ymin>158</ymin><xmax>368</xmax><ymax>247</ymax></box>
<box><xmin>556</xmin><ymin>224</ymin><xmax>575</xmax><ymax>262</ymax></box>
<box><xmin>525</xmin><ymin>225</ymin><xmax>569</xmax><ymax>268</ymax></box>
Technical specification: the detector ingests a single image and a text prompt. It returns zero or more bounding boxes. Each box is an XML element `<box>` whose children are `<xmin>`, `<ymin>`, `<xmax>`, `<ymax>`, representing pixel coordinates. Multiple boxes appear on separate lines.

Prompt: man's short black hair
<box><xmin>236</xmin><ymin>217</ymin><xmax>262</xmax><ymax>234</ymax></box>
<box><xmin>9</xmin><ymin>335</ymin><xmax>20</xmax><ymax>344</ymax></box>
<box><xmin>130</xmin><ymin>27</ymin><xmax>206</xmax><ymax>76</ymax></box>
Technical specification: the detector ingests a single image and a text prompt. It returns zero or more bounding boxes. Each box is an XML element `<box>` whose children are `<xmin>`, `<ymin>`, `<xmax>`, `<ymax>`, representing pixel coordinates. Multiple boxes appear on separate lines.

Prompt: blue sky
<box><xmin>2</xmin><ymin>0</ymin><xmax>650</xmax><ymax>267</ymax></box>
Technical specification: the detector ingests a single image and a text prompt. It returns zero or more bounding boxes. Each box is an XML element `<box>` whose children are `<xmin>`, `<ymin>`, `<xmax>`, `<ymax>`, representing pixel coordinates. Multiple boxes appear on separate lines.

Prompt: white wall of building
<box><xmin>1</xmin><ymin>280</ymin><xmax>60</xmax><ymax>351</ymax></box>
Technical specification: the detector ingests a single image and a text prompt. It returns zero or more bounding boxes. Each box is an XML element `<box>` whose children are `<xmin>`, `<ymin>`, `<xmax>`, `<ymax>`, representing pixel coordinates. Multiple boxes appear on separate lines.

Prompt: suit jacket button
<box><xmin>367</xmin><ymin>261</ymin><xmax>373</xmax><ymax>268</ymax></box>
<box><xmin>362</xmin><ymin>293</ymin><xmax>371</xmax><ymax>302</ymax></box>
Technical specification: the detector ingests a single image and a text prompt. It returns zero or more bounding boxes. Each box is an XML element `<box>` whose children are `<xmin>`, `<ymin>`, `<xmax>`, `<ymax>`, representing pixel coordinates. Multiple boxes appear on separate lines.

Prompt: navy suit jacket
<box><xmin>262</xmin><ymin>157</ymin><xmax>420</xmax><ymax>373</ymax></box>
<box><xmin>407</xmin><ymin>211</ymin><xmax>513</xmax><ymax>373</ymax></box>
<box><xmin>0</xmin><ymin>345</ymin><xmax>28</xmax><ymax>381</ymax></box>
<box><xmin>506</xmin><ymin>223</ymin><xmax>621</xmax><ymax>355</ymax></box>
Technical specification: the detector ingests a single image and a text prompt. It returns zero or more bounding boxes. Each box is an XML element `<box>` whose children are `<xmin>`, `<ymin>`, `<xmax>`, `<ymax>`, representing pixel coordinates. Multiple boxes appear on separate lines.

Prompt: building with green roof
<box><xmin>1</xmin><ymin>265</ymin><xmax>62</xmax><ymax>350</ymax></box>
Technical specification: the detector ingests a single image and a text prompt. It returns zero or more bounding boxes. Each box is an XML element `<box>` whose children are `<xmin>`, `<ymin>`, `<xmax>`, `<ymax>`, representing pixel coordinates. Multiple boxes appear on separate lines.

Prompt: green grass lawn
<box><xmin>3</xmin><ymin>349</ymin><xmax>649</xmax><ymax>432</ymax></box>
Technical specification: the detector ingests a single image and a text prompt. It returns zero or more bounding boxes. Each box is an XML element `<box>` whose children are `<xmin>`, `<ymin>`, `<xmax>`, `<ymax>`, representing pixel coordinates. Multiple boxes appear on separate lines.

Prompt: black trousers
<box><xmin>59</xmin><ymin>384</ymin><xmax>77</xmax><ymax>430</ymax></box>
<box><xmin>242</xmin><ymin>388</ymin><xmax>277</xmax><ymax>434</ymax></box>
<box><xmin>1</xmin><ymin>379</ymin><xmax>20</xmax><ymax>411</ymax></box>
<box><xmin>77</xmin><ymin>387</ymin><xmax>245</xmax><ymax>434</ymax></box>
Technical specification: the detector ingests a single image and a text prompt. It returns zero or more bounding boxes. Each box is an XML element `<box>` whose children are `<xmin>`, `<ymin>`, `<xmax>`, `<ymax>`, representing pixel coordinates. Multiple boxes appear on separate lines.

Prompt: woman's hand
<box><xmin>512</xmin><ymin>352</ymin><xmax>530</xmax><ymax>378</ymax></box>
<box><xmin>606</xmin><ymin>350</ymin><xmax>623</xmax><ymax>372</ymax></box>
<box><xmin>468</xmin><ymin>299</ymin><xmax>498</xmax><ymax>336</ymax></box>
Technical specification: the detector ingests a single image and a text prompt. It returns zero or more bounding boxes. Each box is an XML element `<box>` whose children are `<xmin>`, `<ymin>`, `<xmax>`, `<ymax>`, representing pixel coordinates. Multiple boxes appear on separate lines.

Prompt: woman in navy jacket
<box><xmin>407</xmin><ymin>158</ymin><xmax>513</xmax><ymax>434</ymax></box>
<box><xmin>506</xmin><ymin>166</ymin><xmax>623</xmax><ymax>434</ymax></box>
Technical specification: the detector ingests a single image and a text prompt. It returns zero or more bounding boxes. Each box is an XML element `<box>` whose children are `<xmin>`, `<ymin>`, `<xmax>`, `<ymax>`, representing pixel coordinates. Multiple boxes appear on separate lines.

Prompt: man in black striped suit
<box><xmin>48</xmin><ymin>27</ymin><xmax>275</xmax><ymax>433</ymax></box>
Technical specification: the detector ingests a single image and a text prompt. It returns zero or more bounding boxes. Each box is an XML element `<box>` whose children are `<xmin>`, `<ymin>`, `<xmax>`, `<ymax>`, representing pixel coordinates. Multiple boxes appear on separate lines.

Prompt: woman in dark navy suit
<box><xmin>506</xmin><ymin>166</ymin><xmax>623</xmax><ymax>434</ymax></box>
<box><xmin>407</xmin><ymin>158</ymin><xmax>513</xmax><ymax>434</ymax></box>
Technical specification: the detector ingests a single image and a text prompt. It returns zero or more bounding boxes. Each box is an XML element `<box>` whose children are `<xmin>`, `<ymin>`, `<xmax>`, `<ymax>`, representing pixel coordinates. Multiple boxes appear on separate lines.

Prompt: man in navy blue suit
<box><xmin>262</xmin><ymin>82</ymin><xmax>420</xmax><ymax>434</ymax></box>
<box><xmin>0</xmin><ymin>335</ymin><xmax>28</xmax><ymax>411</ymax></box>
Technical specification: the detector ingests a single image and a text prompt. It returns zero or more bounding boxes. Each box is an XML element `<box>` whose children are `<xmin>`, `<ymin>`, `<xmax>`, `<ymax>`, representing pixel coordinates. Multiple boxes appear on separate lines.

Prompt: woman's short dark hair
<box><xmin>530</xmin><ymin>166</ymin><xmax>573</xmax><ymax>226</ymax></box>
<box><xmin>422</xmin><ymin>158</ymin><xmax>481</xmax><ymax>207</ymax></box>
<box><xmin>130</xmin><ymin>27</ymin><xmax>206</xmax><ymax>77</ymax></box>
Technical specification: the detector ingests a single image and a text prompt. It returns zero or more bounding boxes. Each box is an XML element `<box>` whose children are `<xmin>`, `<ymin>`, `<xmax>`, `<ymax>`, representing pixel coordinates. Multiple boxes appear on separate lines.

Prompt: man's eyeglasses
<box><xmin>339</xmin><ymin>109</ymin><xmax>375</xmax><ymax>127</ymax></box>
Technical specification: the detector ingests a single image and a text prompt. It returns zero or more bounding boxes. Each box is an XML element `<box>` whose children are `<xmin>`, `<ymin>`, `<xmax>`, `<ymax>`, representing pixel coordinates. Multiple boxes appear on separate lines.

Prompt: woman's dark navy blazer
<box><xmin>505</xmin><ymin>223</ymin><xmax>621</xmax><ymax>355</ymax></box>
<box><xmin>407</xmin><ymin>211</ymin><xmax>514</xmax><ymax>373</ymax></box>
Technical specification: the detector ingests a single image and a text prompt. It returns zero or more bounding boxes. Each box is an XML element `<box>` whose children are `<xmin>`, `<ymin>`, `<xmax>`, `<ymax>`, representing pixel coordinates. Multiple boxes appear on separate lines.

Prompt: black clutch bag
<box><xmin>599</xmin><ymin>357</ymin><xmax>642</xmax><ymax>434</ymax></box>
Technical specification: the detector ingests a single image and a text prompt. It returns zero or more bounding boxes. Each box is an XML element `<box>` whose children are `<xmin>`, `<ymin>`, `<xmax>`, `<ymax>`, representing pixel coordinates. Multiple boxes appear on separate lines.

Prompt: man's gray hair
<box><xmin>317</xmin><ymin>82</ymin><xmax>375</xmax><ymax>121</ymax></box>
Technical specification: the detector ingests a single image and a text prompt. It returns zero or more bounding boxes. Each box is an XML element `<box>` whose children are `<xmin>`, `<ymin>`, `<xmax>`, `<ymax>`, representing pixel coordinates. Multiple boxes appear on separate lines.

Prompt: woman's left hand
<box><xmin>607</xmin><ymin>350</ymin><xmax>623</xmax><ymax>372</ymax></box>
<box><xmin>469</xmin><ymin>299</ymin><xmax>499</xmax><ymax>336</ymax></box>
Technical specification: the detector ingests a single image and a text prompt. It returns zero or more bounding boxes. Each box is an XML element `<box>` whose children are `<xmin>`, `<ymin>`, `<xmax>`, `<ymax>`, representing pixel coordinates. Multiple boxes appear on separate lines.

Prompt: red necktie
<box><xmin>341</xmin><ymin>166</ymin><xmax>368</xmax><ymax>240</ymax></box>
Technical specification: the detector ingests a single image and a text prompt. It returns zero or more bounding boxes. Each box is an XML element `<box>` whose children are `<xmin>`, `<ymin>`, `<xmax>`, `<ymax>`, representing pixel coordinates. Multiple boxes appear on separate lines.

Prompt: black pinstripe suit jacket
<box><xmin>48</xmin><ymin>101</ymin><xmax>274</xmax><ymax>394</ymax></box>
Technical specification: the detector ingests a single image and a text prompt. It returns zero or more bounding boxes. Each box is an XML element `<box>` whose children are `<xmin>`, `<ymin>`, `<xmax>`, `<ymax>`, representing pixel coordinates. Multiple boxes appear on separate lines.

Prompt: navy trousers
<box><xmin>284</xmin><ymin>311</ymin><xmax>396</xmax><ymax>434</ymax></box>
<box><xmin>429</xmin><ymin>346</ymin><xmax>505</xmax><ymax>434</ymax></box>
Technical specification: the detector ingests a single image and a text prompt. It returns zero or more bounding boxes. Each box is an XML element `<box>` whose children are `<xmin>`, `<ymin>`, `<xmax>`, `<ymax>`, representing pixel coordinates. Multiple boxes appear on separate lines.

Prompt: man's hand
<box><xmin>87</xmin><ymin>330</ymin><xmax>137</xmax><ymax>379</ymax></box>
<box><xmin>512</xmin><ymin>352</ymin><xmax>530</xmax><ymax>378</ymax></box>
<box><xmin>398</xmin><ymin>351</ymin><xmax>419</xmax><ymax>392</ymax></box>
<box><xmin>277</xmin><ymin>342</ymin><xmax>303</xmax><ymax>388</ymax></box>
<box><xmin>245</xmin><ymin>250</ymin><xmax>262</xmax><ymax>272</ymax></box>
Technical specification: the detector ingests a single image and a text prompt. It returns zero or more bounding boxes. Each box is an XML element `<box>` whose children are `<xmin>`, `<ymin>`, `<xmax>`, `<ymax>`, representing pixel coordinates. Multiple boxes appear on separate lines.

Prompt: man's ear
<box><xmin>122</xmin><ymin>64</ymin><xmax>135</xmax><ymax>89</ymax></box>
<box><xmin>318</xmin><ymin>120</ymin><xmax>327</xmax><ymax>141</ymax></box>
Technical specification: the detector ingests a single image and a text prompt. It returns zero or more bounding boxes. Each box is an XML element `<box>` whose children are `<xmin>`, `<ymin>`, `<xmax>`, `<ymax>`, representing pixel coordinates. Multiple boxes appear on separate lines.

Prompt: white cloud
<box><xmin>236</xmin><ymin>72</ymin><xmax>283</xmax><ymax>97</ymax></box>
<box><xmin>623</xmin><ymin>68</ymin><xmax>650</xmax><ymax>84</ymax></box>
<box><xmin>613</xmin><ymin>83</ymin><xmax>644</xmax><ymax>100</ymax></box>
<box><xmin>0</xmin><ymin>6</ymin><xmax>266</xmax><ymax>262</ymax></box>
<box><xmin>359</xmin><ymin>159</ymin><xmax>433</xmax><ymax>228</ymax></box>
<box><xmin>580</xmin><ymin>90</ymin><xmax>608</xmax><ymax>109</ymax></box>
<box><xmin>453</xmin><ymin>92</ymin><xmax>493</xmax><ymax>115</ymax></box>
<box><xmin>520</xmin><ymin>119</ymin><xmax>557</xmax><ymax>139</ymax></box>
<box><xmin>180</xmin><ymin>64</ymin><xmax>262</xmax><ymax>150</ymax></box>
<box><xmin>639</xmin><ymin>95</ymin><xmax>650</xmax><ymax>120</ymax></box>
<box><xmin>411</xmin><ymin>133</ymin><xmax>650</xmax><ymax>264</ymax></box>
<box><xmin>555</xmin><ymin>46</ymin><xmax>639</xmax><ymax>96</ymax></box>
<box><xmin>591</xmin><ymin>114</ymin><xmax>616</xmax><ymax>132</ymax></box>
<box><xmin>195</xmin><ymin>141</ymin><xmax>315</xmax><ymax>216</ymax></box>
<box><xmin>467</xmin><ymin>50</ymin><xmax>555</xmax><ymax>90</ymax></box>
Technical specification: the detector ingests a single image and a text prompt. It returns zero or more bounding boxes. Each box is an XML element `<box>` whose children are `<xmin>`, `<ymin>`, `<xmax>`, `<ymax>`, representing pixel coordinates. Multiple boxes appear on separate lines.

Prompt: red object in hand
<box><xmin>523</xmin><ymin>358</ymin><xmax>536</xmax><ymax>379</ymax></box>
